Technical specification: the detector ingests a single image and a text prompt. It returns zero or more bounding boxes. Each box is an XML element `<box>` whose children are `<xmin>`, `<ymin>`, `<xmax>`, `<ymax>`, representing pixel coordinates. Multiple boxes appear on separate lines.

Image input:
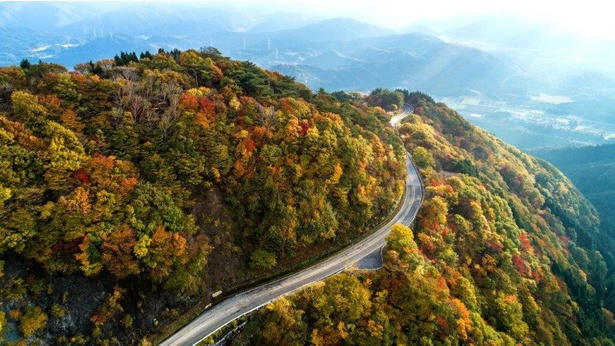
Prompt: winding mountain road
<box><xmin>160</xmin><ymin>106</ymin><xmax>422</xmax><ymax>346</ymax></box>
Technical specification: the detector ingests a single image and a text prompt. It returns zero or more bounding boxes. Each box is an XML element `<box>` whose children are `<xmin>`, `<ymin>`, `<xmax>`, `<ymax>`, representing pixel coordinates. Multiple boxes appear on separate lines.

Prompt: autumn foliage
<box><xmin>0</xmin><ymin>49</ymin><xmax>405</xmax><ymax>343</ymax></box>
<box><xmin>240</xmin><ymin>92</ymin><xmax>615</xmax><ymax>345</ymax></box>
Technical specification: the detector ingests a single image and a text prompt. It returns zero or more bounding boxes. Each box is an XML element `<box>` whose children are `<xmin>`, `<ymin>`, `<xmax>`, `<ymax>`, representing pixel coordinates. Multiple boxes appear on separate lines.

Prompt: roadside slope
<box><xmin>233</xmin><ymin>92</ymin><xmax>615</xmax><ymax>345</ymax></box>
<box><xmin>160</xmin><ymin>108</ymin><xmax>422</xmax><ymax>346</ymax></box>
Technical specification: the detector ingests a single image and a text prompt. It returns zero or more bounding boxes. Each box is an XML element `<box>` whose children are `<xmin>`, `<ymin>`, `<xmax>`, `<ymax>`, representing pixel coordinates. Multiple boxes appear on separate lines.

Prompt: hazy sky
<box><xmin>230</xmin><ymin>0</ymin><xmax>615</xmax><ymax>39</ymax></box>
<box><xmin>17</xmin><ymin>0</ymin><xmax>609</xmax><ymax>39</ymax></box>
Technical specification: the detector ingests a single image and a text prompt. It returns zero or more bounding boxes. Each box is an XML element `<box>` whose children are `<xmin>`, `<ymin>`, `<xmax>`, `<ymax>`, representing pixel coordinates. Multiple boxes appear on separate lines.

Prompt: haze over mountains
<box><xmin>1</xmin><ymin>2</ymin><xmax>615</xmax><ymax>151</ymax></box>
<box><xmin>0</xmin><ymin>3</ymin><xmax>511</xmax><ymax>92</ymax></box>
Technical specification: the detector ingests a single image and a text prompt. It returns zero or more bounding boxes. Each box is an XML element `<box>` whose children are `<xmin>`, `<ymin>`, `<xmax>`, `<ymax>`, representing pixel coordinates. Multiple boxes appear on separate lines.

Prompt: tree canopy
<box><xmin>237</xmin><ymin>91</ymin><xmax>615</xmax><ymax>345</ymax></box>
<box><xmin>0</xmin><ymin>50</ymin><xmax>405</xmax><ymax>344</ymax></box>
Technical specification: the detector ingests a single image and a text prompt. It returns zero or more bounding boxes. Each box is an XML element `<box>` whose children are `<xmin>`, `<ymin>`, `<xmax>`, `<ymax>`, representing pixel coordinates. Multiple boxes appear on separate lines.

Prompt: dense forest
<box><xmin>539</xmin><ymin>144</ymin><xmax>615</xmax><ymax>235</ymax></box>
<box><xmin>2</xmin><ymin>48</ymin><xmax>615</xmax><ymax>345</ymax></box>
<box><xmin>235</xmin><ymin>93</ymin><xmax>615</xmax><ymax>345</ymax></box>
<box><xmin>0</xmin><ymin>49</ymin><xmax>406</xmax><ymax>344</ymax></box>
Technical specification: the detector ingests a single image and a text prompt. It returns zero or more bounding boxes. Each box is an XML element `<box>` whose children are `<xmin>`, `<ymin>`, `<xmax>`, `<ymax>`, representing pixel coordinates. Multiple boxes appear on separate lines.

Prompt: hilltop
<box><xmin>0</xmin><ymin>50</ymin><xmax>405</xmax><ymax>344</ymax></box>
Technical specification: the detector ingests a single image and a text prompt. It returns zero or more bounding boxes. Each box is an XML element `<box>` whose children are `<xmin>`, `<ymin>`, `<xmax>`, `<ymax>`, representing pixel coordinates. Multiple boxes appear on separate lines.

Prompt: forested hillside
<box><xmin>539</xmin><ymin>144</ymin><xmax>615</xmax><ymax>234</ymax></box>
<box><xmin>236</xmin><ymin>93</ymin><xmax>615</xmax><ymax>345</ymax></box>
<box><xmin>0</xmin><ymin>50</ymin><xmax>405</xmax><ymax>344</ymax></box>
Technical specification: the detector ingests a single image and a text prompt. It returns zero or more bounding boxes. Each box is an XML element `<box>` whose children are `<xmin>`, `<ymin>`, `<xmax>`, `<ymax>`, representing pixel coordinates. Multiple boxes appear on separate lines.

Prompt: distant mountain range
<box><xmin>0</xmin><ymin>2</ymin><xmax>516</xmax><ymax>98</ymax></box>
<box><xmin>270</xmin><ymin>33</ymin><xmax>517</xmax><ymax>96</ymax></box>
<box><xmin>1</xmin><ymin>2</ymin><xmax>614</xmax><ymax>151</ymax></box>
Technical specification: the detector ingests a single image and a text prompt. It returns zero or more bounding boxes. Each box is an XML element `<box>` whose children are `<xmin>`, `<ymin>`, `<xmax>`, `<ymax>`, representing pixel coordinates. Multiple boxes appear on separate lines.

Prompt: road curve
<box><xmin>160</xmin><ymin>106</ymin><xmax>422</xmax><ymax>346</ymax></box>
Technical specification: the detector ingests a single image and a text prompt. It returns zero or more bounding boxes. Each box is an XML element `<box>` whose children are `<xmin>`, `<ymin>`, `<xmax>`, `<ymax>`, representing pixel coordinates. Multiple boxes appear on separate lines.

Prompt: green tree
<box><xmin>387</xmin><ymin>223</ymin><xmax>417</xmax><ymax>253</ymax></box>
<box><xmin>365</xmin><ymin>88</ymin><xmax>404</xmax><ymax>112</ymax></box>
<box><xmin>20</xmin><ymin>59</ymin><xmax>31</xmax><ymax>70</ymax></box>
<box><xmin>260</xmin><ymin>298</ymin><xmax>307</xmax><ymax>344</ymax></box>
<box><xmin>11</xmin><ymin>91</ymin><xmax>48</xmax><ymax>129</ymax></box>
<box><xmin>313</xmin><ymin>273</ymin><xmax>372</xmax><ymax>324</ymax></box>
<box><xmin>412</xmin><ymin>146</ymin><xmax>435</xmax><ymax>169</ymax></box>
<box><xmin>250</xmin><ymin>249</ymin><xmax>277</xmax><ymax>270</ymax></box>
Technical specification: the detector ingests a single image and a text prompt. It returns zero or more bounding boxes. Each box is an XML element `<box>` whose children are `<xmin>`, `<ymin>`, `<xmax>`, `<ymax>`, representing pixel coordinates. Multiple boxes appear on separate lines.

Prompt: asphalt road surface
<box><xmin>160</xmin><ymin>106</ymin><xmax>422</xmax><ymax>346</ymax></box>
